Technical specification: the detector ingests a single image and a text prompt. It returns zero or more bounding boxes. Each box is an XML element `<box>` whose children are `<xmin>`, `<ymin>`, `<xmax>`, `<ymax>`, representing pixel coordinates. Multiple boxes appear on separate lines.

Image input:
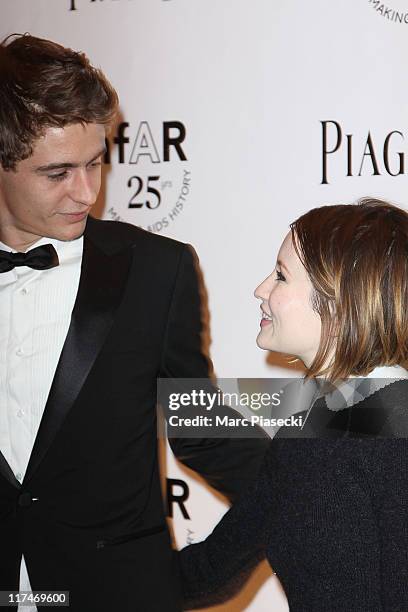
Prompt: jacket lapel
<box><xmin>0</xmin><ymin>453</ymin><xmax>21</xmax><ymax>489</ymax></box>
<box><xmin>21</xmin><ymin>217</ymin><xmax>133</xmax><ymax>486</ymax></box>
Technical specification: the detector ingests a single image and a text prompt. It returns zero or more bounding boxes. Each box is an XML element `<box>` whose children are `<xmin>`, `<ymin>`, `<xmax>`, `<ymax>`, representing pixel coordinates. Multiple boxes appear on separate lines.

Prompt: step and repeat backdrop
<box><xmin>2</xmin><ymin>1</ymin><xmax>408</xmax><ymax>609</ymax></box>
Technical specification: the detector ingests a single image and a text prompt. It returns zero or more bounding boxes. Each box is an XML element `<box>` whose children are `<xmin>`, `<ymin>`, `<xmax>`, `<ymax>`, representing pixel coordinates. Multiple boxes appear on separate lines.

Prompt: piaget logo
<box><xmin>321</xmin><ymin>121</ymin><xmax>406</xmax><ymax>185</ymax></box>
<box><xmin>368</xmin><ymin>0</ymin><xmax>408</xmax><ymax>24</ymax></box>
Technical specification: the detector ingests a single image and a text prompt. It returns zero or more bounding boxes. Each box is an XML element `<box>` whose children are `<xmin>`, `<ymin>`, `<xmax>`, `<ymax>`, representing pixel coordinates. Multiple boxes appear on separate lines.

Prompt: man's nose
<box><xmin>70</xmin><ymin>169</ymin><xmax>97</xmax><ymax>206</ymax></box>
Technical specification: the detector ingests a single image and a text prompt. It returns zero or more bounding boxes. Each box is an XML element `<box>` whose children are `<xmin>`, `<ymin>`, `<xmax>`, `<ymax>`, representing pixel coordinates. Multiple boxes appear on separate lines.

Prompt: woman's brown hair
<box><xmin>0</xmin><ymin>33</ymin><xmax>119</xmax><ymax>170</ymax></box>
<box><xmin>290</xmin><ymin>197</ymin><xmax>408</xmax><ymax>384</ymax></box>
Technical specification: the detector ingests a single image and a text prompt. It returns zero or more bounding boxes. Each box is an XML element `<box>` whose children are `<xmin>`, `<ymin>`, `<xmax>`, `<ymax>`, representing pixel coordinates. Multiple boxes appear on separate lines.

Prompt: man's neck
<box><xmin>0</xmin><ymin>232</ymin><xmax>42</xmax><ymax>253</ymax></box>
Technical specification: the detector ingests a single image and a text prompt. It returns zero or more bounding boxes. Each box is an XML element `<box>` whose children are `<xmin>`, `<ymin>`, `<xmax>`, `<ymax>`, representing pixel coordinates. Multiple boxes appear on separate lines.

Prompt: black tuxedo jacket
<box><xmin>0</xmin><ymin>216</ymin><xmax>268</xmax><ymax>612</ymax></box>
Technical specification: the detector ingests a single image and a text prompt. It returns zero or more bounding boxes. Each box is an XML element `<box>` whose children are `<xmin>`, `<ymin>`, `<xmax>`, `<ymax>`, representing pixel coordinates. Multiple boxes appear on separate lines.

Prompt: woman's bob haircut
<box><xmin>289</xmin><ymin>197</ymin><xmax>408</xmax><ymax>384</ymax></box>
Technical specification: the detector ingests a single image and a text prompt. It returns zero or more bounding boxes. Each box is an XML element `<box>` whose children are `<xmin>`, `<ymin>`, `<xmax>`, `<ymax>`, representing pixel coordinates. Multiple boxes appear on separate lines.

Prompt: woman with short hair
<box><xmin>179</xmin><ymin>198</ymin><xmax>408</xmax><ymax>611</ymax></box>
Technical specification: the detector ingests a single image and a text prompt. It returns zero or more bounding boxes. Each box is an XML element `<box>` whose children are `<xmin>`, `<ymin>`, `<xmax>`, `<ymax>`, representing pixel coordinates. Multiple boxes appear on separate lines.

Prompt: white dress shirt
<box><xmin>0</xmin><ymin>234</ymin><xmax>83</xmax><ymax>612</ymax></box>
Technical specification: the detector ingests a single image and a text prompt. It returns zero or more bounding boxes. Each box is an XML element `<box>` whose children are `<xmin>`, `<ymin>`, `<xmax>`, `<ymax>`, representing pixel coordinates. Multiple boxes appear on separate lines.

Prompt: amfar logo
<box><xmin>166</xmin><ymin>478</ymin><xmax>190</xmax><ymax>520</ymax></box>
<box><xmin>368</xmin><ymin>0</ymin><xmax>408</xmax><ymax>24</ymax></box>
<box><xmin>321</xmin><ymin>121</ymin><xmax>405</xmax><ymax>185</ymax></box>
<box><xmin>105</xmin><ymin>121</ymin><xmax>191</xmax><ymax>234</ymax></box>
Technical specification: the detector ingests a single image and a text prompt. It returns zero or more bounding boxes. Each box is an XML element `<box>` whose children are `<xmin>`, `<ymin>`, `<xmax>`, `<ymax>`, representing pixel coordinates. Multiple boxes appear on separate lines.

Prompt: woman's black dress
<box><xmin>178</xmin><ymin>380</ymin><xmax>408</xmax><ymax>611</ymax></box>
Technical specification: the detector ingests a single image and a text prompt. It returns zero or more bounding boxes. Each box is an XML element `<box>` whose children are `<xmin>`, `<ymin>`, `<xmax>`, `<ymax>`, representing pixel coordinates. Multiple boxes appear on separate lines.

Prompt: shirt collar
<box><xmin>315</xmin><ymin>365</ymin><xmax>408</xmax><ymax>411</ymax></box>
<box><xmin>0</xmin><ymin>234</ymin><xmax>84</xmax><ymax>286</ymax></box>
<box><xmin>0</xmin><ymin>234</ymin><xmax>83</xmax><ymax>266</ymax></box>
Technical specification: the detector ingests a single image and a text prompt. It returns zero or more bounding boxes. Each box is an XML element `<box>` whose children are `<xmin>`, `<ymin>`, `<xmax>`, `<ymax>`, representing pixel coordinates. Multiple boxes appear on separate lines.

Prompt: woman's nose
<box><xmin>254</xmin><ymin>275</ymin><xmax>272</xmax><ymax>300</ymax></box>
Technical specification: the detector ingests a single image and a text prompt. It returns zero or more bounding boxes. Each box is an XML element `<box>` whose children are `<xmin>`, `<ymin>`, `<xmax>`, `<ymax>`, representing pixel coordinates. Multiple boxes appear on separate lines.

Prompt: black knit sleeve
<box><xmin>177</xmin><ymin>442</ymin><xmax>276</xmax><ymax>609</ymax></box>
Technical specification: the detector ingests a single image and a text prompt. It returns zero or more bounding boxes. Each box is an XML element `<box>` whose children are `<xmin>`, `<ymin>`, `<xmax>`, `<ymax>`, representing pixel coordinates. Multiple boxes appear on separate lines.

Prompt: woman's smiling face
<box><xmin>254</xmin><ymin>230</ymin><xmax>322</xmax><ymax>368</ymax></box>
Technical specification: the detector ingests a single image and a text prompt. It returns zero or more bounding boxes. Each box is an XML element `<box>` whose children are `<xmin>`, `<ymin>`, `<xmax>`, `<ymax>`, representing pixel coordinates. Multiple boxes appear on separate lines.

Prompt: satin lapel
<box><xmin>22</xmin><ymin>231</ymin><xmax>133</xmax><ymax>486</ymax></box>
<box><xmin>0</xmin><ymin>453</ymin><xmax>21</xmax><ymax>489</ymax></box>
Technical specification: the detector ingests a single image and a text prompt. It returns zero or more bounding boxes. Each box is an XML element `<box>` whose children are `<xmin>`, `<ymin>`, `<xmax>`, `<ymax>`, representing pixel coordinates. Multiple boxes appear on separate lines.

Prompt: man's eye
<box><xmin>48</xmin><ymin>171</ymin><xmax>68</xmax><ymax>181</ymax></box>
<box><xmin>87</xmin><ymin>160</ymin><xmax>102</xmax><ymax>171</ymax></box>
<box><xmin>275</xmin><ymin>270</ymin><xmax>285</xmax><ymax>282</ymax></box>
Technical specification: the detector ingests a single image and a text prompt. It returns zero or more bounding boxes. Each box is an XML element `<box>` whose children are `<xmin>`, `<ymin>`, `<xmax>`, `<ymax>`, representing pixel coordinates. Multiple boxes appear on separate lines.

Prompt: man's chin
<box><xmin>57</xmin><ymin>218</ymin><xmax>88</xmax><ymax>242</ymax></box>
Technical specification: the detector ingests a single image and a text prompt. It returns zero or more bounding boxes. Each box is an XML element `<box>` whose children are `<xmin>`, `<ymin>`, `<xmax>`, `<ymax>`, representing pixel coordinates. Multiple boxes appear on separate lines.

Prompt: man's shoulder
<box><xmin>86</xmin><ymin>215</ymin><xmax>188</xmax><ymax>257</ymax></box>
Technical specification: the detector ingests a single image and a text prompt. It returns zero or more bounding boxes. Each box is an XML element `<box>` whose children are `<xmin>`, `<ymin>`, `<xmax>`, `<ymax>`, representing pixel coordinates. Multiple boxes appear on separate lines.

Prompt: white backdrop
<box><xmin>2</xmin><ymin>1</ymin><xmax>408</xmax><ymax>609</ymax></box>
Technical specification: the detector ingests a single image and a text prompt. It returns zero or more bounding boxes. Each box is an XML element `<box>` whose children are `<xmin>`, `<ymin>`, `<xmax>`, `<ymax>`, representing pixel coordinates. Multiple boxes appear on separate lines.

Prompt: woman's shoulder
<box><xmin>346</xmin><ymin>379</ymin><xmax>408</xmax><ymax>437</ymax></box>
<box><xmin>274</xmin><ymin>378</ymin><xmax>408</xmax><ymax>440</ymax></box>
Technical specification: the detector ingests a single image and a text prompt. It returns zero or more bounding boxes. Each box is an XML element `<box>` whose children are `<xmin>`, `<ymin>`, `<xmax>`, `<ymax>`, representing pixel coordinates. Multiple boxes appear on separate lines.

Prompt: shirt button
<box><xmin>21</xmin><ymin>288</ymin><xmax>28</xmax><ymax>295</ymax></box>
<box><xmin>15</xmin><ymin>472</ymin><xmax>22</xmax><ymax>481</ymax></box>
<box><xmin>15</xmin><ymin>348</ymin><xmax>24</xmax><ymax>356</ymax></box>
<box><xmin>17</xmin><ymin>410</ymin><xmax>24</xmax><ymax>418</ymax></box>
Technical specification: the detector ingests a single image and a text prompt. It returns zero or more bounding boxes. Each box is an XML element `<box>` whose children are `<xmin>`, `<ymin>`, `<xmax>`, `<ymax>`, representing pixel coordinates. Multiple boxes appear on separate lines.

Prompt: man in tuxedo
<box><xmin>0</xmin><ymin>34</ymin><xmax>268</xmax><ymax>611</ymax></box>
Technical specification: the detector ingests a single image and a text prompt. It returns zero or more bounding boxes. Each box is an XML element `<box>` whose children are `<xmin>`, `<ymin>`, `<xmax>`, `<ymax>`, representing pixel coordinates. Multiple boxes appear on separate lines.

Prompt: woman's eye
<box><xmin>275</xmin><ymin>270</ymin><xmax>286</xmax><ymax>282</ymax></box>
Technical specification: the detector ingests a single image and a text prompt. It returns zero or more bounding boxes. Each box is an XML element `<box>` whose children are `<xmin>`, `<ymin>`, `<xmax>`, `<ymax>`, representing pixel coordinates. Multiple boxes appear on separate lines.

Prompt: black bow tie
<box><xmin>0</xmin><ymin>243</ymin><xmax>59</xmax><ymax>273</ymax></box>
